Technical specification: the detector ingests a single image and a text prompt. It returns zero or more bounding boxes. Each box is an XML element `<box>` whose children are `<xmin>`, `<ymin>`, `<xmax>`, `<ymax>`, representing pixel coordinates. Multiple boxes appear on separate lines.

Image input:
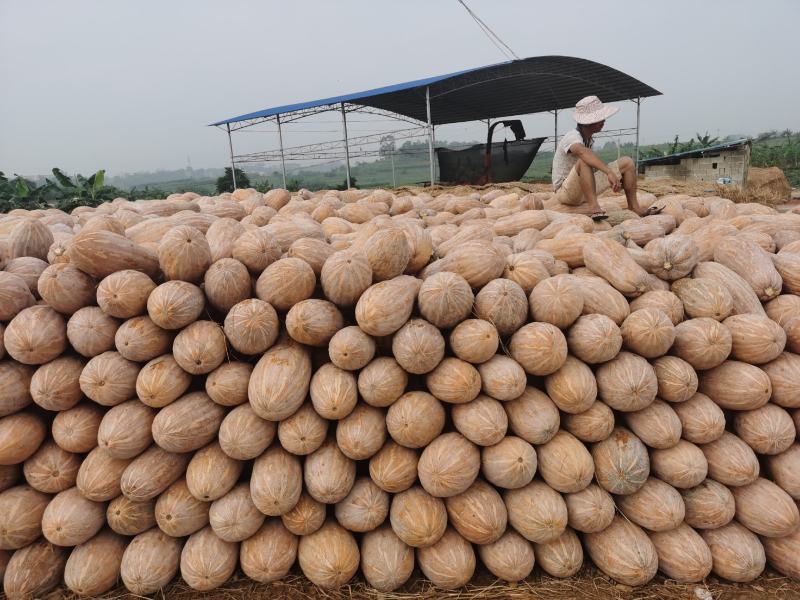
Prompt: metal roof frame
<box><xmin>211</xmin><ymin>56</ymin><xmax>661</xmax><ymax>189</ymax></box>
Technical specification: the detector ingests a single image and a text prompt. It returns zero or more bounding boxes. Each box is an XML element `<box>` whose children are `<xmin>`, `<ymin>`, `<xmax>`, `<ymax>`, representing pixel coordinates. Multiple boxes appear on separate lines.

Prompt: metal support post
<box><xmin>553</xmin><ymin>109</ymin><xmax>558</xmax><ymax>150</ymax></box>
<box><xmin>276</xmin><ymin>113</ymin><xmax>287</xmax><ymax>189</ymax></box>
<box><xmin>426</xmin><ymin>86</ymin><xmax>435</xmax><ymax>185</ymax></box>
<box><xmin>340</xmin><ymin>103</ymin><xmax>352</xmax><ymax>188</ymax></box>
<box><xmin>390</xmin><ymin>151</ymin><xmax>396</xmax><ymax>188</ymax></box>
<box><xmin>226</xmin><ymin>123</ymin><xmax>237</xmax><ymax>189</ymax></box>
<box><xmin>635</xmin><ymin>97</ymin><xmax>641</xmax><ymax>167</ymax></box>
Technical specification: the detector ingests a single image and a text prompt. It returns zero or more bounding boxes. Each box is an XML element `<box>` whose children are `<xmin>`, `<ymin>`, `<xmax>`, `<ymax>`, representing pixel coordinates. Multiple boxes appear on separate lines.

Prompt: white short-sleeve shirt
<box><xmin>552</xmin><ymin>129</ymin><xmax>593</xmax><ymax>190</ymax></box>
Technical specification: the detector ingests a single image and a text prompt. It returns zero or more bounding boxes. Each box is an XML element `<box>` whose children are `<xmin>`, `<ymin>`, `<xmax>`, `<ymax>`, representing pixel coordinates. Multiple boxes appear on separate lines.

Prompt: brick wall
<box><xmin>643</xmin><ymin>147</ymin><xmax>750</xmax><ymax>185</ymax></box>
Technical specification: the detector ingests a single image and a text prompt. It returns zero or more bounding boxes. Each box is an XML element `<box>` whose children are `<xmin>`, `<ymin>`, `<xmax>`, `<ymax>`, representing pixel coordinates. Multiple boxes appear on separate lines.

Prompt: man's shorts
<box><xmin>552</xmin><ymin>159</ymin><xmax>623</xmax><ymax>207</ymax></box>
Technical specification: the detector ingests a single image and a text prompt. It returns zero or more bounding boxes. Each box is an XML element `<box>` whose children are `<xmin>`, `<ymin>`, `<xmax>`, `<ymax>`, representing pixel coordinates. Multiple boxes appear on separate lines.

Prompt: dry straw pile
<box><xmin>0</xmin><ymin>185</ymin><xmax>799</xmax><ymax>598</ymax></box>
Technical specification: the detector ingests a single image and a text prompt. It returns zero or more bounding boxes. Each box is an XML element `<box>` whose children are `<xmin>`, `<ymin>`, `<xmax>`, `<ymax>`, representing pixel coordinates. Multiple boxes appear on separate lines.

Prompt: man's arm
<box><xmin>568</xmin><ymin>144</ymin><xmax>621</xmax><ymax>191</ymax></box>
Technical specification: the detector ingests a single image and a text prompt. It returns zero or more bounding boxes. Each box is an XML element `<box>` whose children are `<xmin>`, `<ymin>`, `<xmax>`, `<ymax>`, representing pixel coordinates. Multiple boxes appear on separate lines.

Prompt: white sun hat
<box><xmin>572</xmin><ymin>95</ymin><xmax>620</xmax><ymax>125</ymax></box>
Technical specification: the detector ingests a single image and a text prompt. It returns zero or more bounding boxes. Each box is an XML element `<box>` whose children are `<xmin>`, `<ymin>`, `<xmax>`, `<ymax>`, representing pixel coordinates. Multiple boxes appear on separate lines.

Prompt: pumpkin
<box><xmin>368</xmin><ymin>441</ymin><xmax>419</xmax><ymax>494</ymax></box>
<box><xmin>391</xmin><ymin>318</ymin><xmax>445</xmax><ymax>374</ymax></box>
<box><xmin>592</xmin><ymin>428</ymin><xmax>649</xmax><ymax>495</ymax></box>
<box><xmin>566</xmin><ymin>314</ymin><xmax>622</xmax><ymax>364</ymax></box>
<box><xmin>250</xmin><ymin>333</ymin><xmax>311</xmax><ymax>415</ymax></box>
<box><xmin>120</xmin><ymin>528</ymin><xmax>183</xmax><ymax>595</ymax></box>
<box><xmin>734</xmin><ymin>403</ymin><xmax>795</xmax><ymax>455</ymax></box>
<box><xmin>629</xmin><ymin>289</ymin><xmax>685</xmax><ymax>325</ymax></box>
<box><xmin>146</xmin><ymin>281</ymin><xmax>205</xmax><ymax>330</ymax></box>
<box><xmin>529</xmin><ymin>274</ymin><xmax>584</xmax><ymax>329</ymax></box>
<box><xmin>231</xmin><ymin>228</ymin><xmax>281</xmax><ymax>273</ymax></box>
<box><xmin>648</xmin><ymin>523</ymin><xmax>712</xmax><ymax>583</ymax></box>
<box><xmin>701</xmin><ymin>431</ymin><xmax>760</xmax><ymax>487</ymax></box>
<box><xmin>713</xmin><ymin>236</ymin><xmax>782</xmax><ymax>301</ymax></box>
<box><xmin>360</xmin><ymin>526</ymin><xmax>415</xmax><ymax>591</ymax></box>
<box><xmin>328</xmin><ymin>325</ymin><xmax>375</xmax><ymax>371</ymax></box>
<box><xmin>762</xmin><ymin>526</ymin><xmax>800</xmax><ymax>579</ymax></box>
<box><xmin>652</xmin><ymin>355</ymin><xmax>698</xmax><ymax>403</ymax></box>
<box><xmin>36</xmin><ymin>263</ymin><xmax>96</xmax><ymax>315</ymax></box>
<box><xmin>701</xmin><ymin>522</ymin><xmax>765</xmax><ymax>582</ymax></box>
<box><xmin>693</xmin><ymin>261</ymin><xmax>766</xmax><ymax>316</ymax></box>
<box><xmin>218</xmin><ymin>404</ymin><xmax>275</xmax><ymax>460</ymax></box>
<box><xmin>595</xmin><ymin>351</ymin><xmax>657</xmax><ymax>412</ymax></box>
<box><xmin>334</xmin><ymin>476</ymin><xmax>389</xmax><ymax>533</ymax></box>
<box><xmin>157</xmin><ymin>225</ymin><xmax>211</xmax><ymax>283</ymax></box>
<box><xmin>281</xmin><ymin>492</ymin><xmax>326</xmax><ymax>536</ymax></box>
<box><xmin>297</xmin><ymin>521</ymin><xmax>360</xmax><ymax>589</ymax></box>
<box><xmin>616</xmin><ymin>477</ymin><xmax>685</xmax><ymax>531</ymax></box>
<box><xmin>4</xmin><ymin>305</ymin><xmax>67</xmax><ymax>365</ymax></box>
<box><xmin>583</xmin><ymin>237</ymin><xmax>650</xmax><ymax>296</ymax></box>
<box><xmin>357</xmin><ymin>357</ymin><xmax>408</xmax><ymax>407</ymax></box>
<box><xmin>0</xmin><ymin>272</ymin><xmax>35</xmax><ymax>321</ymax></box>
<box><xmin>320</xmin><ymin>250</ymin><xmax>372</xmax><ymax>307</ymax></box>
<box><xmin>256</xmin><ymin>257</ymin><xmax>316</xmax><ymax>310</ymax></box>
<box><xmin>762</xmin><ymin>352</ymin><xmax>800</xmax><ymax>408</ymax></box>
<box><xmin>0</xmin><ymin>412</ymin><xmax>46</xmax><ymax>466</ymax></box>
<box><xmin>767</xmin><ymin>443</ymin><xmax>800</xmax><ymax>499</ymax></box>
<box><xmin>51</xmin><ymin>403</ymin><xmax>103</xmax><ymax>453</ymax></box>
<box><xmin>3</xmin><ymin>540</ymin><xmax>67</xmax><ymax>598</ymax></box>
<box><xmin>416</xmin><ymin>527</ymin><xmax>476</xmax><ymax>590</ymax></box>
<box><xmin>563</xmin><ymin>483</ymin><xmax>615</xmax><ymax>533</ymax></box>
<box><xmin>41</xmin><ymin>486</ymin><xmax>106</xmax><ymax>547</ymax></box>
<box><xmin>67</xmin><ymin>307</ymin><xmax>119</xmax><ymax>358</ymax></box>
<box><xmin>240</xmin><ymin>519</ymin><xmax>298</xmax><ymax>583</ymax></box>
<box><xmin>106</xmin><ymin>496</ymin><xmax>156</xmax><ymax>536</ymax></box>
<box><xmin>29</xmin><ymin>356</ymin><xmax>83</xmax><ymax>412</ymax></box>
<box><xmin>724</xmin><ymin>313</ymin><xmax>786</xmax><ymax>364</ymax></box>
<box><xmin>732</xmin><ymin>477</ymin><xmax>799</xmax><ymax>537</ymax></box>
<box><xmin>355</xmin><ymin>275</ymin><xmax>421</xmax><ymax>336</ymax></box>
<box><xmin>120</xmin><ymin>445</ymin><xmax>190</xmax><ymax>501</ymax></box>
<box><xmin>389</xmin><ymin>485</ymin><xmax>447</xmax><ymax>548</ymax></box>
<box><xmin>504</xmin><ymin>479</ymin><xmax>567</xmax><ymax>543</ymax></box>
<box><xmin>277</xmin><ymin>402</ymin><xmax>328</xmax><ymax>455</ymax></box>
<box><xmin>561</xmin><ymin>401</ymin><xmax>615</xmax><ymax>443</ymax></box>
<box><xmin>425</xmin><ymin>358</ymin><xmax>481</xmax><ymax>405</ymax></box>
<box><xmin>673</xmin><ymin>392</ymin><xmax>726</xmax><ymax>444</ymax></box>
<box><xmin>304</xmin><ymin>438</ymin><xmax>356</xmax><ymax>504</ymax></box>
<box><xmin>535</xmin><ymin>431</ymin><xmax>593</xmax><ymax>493</ymax></box>
<box><xmin>584</xmin><ymin>516</ymin><xmax>658</xmax><ymax>586</ymax></box>
<box><xmin>533</xmin><ymin>527</ymin><xmax>583</xmax><ymax>579</ymax></box>
<box><xmin>0</xmin><ymin>485</ymin><xmax>50</xmax><ymax>549</ymax></box>
<box><xmin>672</xmin><ymin>317</ymin><xmax>732</xmax><ymax>370</ymax></box>
<box><xmin>544</xmin><ymin>356</ymin><xmax>598</xmax><ymax>414</ymax></box>
<box><xmin>623</xmin><ymin>399</ymin><xmax>682</xmax><ymax>449</ymax></box>
<box><xmin>335</xmin><ymin>403</ymin><xmax>386</xmax><ymax>460</ymax></box>
<box><xmin>681</xmin><ymin>478</ymin><xmax>735</xmax><ymax>529</ymax></box>
<box><xmin>250</xmin><ymin>446</ymin><xmax>302</xmax><ymax>516</ymax></box>
<box><xmin>699</xmin><ymin>360</ymin><xmax>771</xmax><ymax>410</ymax></box>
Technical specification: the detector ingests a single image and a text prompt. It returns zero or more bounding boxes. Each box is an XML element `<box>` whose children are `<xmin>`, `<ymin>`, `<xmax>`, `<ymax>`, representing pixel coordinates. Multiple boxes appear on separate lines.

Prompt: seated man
<box><xmin>551</xmin><ymin>95</ymin><xmax>657</xmax><ymax>221</ymax></box>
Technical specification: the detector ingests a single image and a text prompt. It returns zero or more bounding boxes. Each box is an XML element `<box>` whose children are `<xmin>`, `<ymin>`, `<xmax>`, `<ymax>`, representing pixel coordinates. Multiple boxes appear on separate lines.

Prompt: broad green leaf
<box><xmin>15</xmin><ymin>178</ymin><xmax>30</xmax><ymax>198</ymax></box>
<box><xmin>52</xmin><ymin>168</ymin><xmax>75</xmax><ymax>188</ymax></box>
<box><xmin>92</xmin><ymin>170</ymin><xmax>105</xmax><ymax>192</ymax></box>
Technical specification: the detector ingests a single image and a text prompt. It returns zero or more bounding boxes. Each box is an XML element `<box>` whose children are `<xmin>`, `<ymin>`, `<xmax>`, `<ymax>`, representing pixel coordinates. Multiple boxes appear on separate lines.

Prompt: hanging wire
<box><xmin>456</xmin><ymin>0</ymin><xmax>520</xmax><ymax>61</ymax></box>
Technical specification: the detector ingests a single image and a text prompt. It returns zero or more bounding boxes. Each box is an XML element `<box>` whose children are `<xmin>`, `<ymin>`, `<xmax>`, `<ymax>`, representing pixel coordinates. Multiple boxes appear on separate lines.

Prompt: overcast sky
<box><xmin>1</xmin><ymin>0</ymin><xmax>797</xmax><ymax>177</ymax></box>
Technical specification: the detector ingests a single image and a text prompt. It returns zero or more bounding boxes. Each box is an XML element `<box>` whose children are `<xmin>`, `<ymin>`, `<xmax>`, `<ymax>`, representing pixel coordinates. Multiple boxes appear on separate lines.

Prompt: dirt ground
<box><xmin>49</xmin><ymin>567</ymin><xmax>800</xmax><ymax>600</ymax></box>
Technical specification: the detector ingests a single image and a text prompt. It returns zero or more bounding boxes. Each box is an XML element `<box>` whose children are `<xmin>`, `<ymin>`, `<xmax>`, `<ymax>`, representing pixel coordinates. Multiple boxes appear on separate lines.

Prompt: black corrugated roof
<box><xmin>638</xmin><ymin>138</ymin><xmax>751</xmax><ymax>166</ymax></box>
<box><xmin>212</xmin><ymin>56</ymin><xmax>660</xmax><ymax>127</ymax></box>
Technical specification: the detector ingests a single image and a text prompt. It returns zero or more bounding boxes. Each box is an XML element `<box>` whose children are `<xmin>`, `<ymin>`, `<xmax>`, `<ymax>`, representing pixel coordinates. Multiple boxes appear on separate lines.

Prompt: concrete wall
<box><xmin>643</xmin><ymin>146</ymin><xmax>750</xmax><ymax>186</ymax></box>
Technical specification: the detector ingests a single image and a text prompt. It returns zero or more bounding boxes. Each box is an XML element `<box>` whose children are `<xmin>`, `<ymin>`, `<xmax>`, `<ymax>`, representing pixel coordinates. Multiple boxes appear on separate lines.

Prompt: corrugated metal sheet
<box><xmin>210</xmin><ymin>56</ymin><xmax>660</xmax><ymax>127</ymax></box>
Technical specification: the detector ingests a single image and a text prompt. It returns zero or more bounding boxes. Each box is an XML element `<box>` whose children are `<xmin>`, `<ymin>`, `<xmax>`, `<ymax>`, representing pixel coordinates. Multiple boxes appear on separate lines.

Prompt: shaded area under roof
<box><xmin>638</xmin><ymin>138</ymin><xmax>751</xmax><ymax>166</ymax></box>
<box><xmin>210</xmin><ymin>55</ymin><xmax>661</xmax><ymax>127</ymax></box>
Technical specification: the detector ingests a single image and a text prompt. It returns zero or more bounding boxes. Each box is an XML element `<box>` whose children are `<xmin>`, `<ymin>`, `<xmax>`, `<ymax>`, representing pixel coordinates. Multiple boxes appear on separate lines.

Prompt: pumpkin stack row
<box><xmin>0</xmin><ymin>185</ymin><xmax>799</xmax><ymax>597</ymax></box>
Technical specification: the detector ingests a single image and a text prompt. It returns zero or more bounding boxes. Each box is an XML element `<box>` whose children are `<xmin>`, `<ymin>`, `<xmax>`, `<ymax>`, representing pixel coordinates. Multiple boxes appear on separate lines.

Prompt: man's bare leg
<box><xmin>618</xmin><ymin>156</ymin><xmax>642</xmax><ymax>213</ymax></box>
<box><xmin>576</xmin><ymin>159</ymin><xmax>603</xmax><ymax>214</ymax></box>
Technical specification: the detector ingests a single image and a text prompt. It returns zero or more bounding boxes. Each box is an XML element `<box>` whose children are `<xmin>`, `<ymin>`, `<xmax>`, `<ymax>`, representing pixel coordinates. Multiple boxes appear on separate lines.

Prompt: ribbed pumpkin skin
<box><xmin>731</xmin><ymin>477</ymin><xmax>800</xmax><ymax>538</ymax></box>
<box><xmin>298</xmin><ymin>521</ymin><xmax>360</xmax><ymax>589</ymax></box>
<box><xmin>360</xmin><ymin>526</ymin><xmax>415</xmax><ymax>592</ymax></box>
<box><xmin>534</xmin><ymin>527</ymin><xmax>584</xmax><ymax>578</ymax></box>
<box><xmin>240</xmin><ymin>519</ymin><xmax>298</xmax><ymax>583</ymax></box>
<box><xmin>529</xmin><ymin>274</ymin><xmax>584</xmax><ymax>329</ymax></box>
<box><xmin>450</xmin><ymin>319</ymin><xmax>499</xmax><ymax>364</ymax></box>
<box><xmin>120</xmin><ymin>528</ymin><xmax>183</xmax><ymax>595</ymax></box>
<box><xmin>106</xmin><ymin>496</ymin><xmax>156</xmax><ymax>536</ymax></box>
<box><xmin>5</xmin><ymin>305</ymin><xmax>67</xmax><ymax>365</ymax></box>
<box><xmin>584</xmin><ymin>517</ymin><xmax>658</xmax><ymax>586</ymax></box>
<box><xmin>69</xmin><ymin>230</ymin><xmax>159</xmax><ymax>279</ymax></box>
<box><xmin>672</xmin><ymin>277</ymin><xmax>733</xmax><ymax>320</ymax></box>
<box><xmin>64</xmin><ymin>529</ymin><xmax>127</xmax><ymax>596</ymax></box>
<box><xmin>701</xmin><ymin>522</ymin><xmax>765</xmax><ymax>582</ymax></box>
<box><xmin>713</xmin><ymin>236</ymin><xmax>782</xmax><ymax>301</ymax></box>
<box><xmin>0</xmin><ymin>485</ymin><xmax>50</xmax><ymax>549</ymax></box>
<box><xmin>591</xmin><ymin>428</ymin><xmax>649</xmax><ymax>495</ymax></box>
<box><xmin>3</xmin><ymin>539</ymin><xmax>68</xmax><ymax>599</ymax></box>
<box><xmin>763</xmin><ymin>527</ymin><xmax>800</xmax><ymax>579</ymax></box>
<box><xmin>416</xmin><ymin>527</ymin><xmax>476</xmax><ymax>590</ymax></box>
<box><xmin>724</xmin><ymin>313</ymin><xmax>786</xmax><ymax>364</ymax></box>
<box><xmin>248</xmin><ymin>337</ymin><xmax>311</xmax><ymax>421</ymax></box>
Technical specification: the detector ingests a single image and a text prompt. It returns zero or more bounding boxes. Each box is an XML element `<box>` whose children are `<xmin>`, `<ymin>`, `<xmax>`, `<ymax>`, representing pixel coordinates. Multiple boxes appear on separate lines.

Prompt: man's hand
<box><xmin>606</xmin><ymin>170</ymin><xmax>621</xmax><ymax>193</ymax></box>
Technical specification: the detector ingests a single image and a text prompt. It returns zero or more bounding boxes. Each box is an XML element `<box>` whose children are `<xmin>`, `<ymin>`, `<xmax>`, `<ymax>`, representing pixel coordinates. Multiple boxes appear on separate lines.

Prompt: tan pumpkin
<box><xmin>652</xmin><ymin>355</ymin><xmax>698</xmax><ymax>403</ymax></box>
<box><xmin>335</xmin><ymin>403</ymin><xmax>386</xmax><ymax>460</ymax></box>
<box><xmin>724</xmin><ymin>313</ymin><xmax>786</xmax><ymax>364</ymax></box>
<box><xmin>106</xmin><ymin>496</ymin><xmax>156</xmax><ymax>536</ymax></box>
<box><xmin>451</xmin><ymin>394</ymin><xmax>507</xmax><ymax>447</ymax></box>
<box><xmin>64</xmin><ymin>529</ymin><xmax>128</xmax><ymax>597</ymax></box>
<box><xmin>701</xmin><ymin>522</ymin><xmax>765</xmax><ymax>582</ymax></box>
<box><xmin>734</xmin><ymin>403</ymin><xmax>795</xmax><ymax>455</ymax></box>
<box><xmin>355</xmin><ymin>275</ymin><xmax>421</xmax><ymax>336</ymax></box>
<box><xmin>699</xmin><ymin>360</ymin><xmax>771</xmax><ymax>410</ymax></box>
<box><xmin>4</xmin><ymin>305</ymin><xmax>67</xmax><ymax>365</ymax></box>
<box><xmin>591</xmin><ymin>428</ymin><xmax>649</xmax><ymax>495</ymax></box>
<box><xmin>146</xmin><ymin>280</ymin><xmax>205</xmax><ymax>330</ymax></box>
<box><xmin>297</xmin><ymin>521</ymin><xmax>360</xmax><ymax>589</ymax></box>
<box><xmin>97</xmin><ymin>400</ymin><xmax>155</xmax><ymax>459</ymax></box>
<box><xmin>277</xmin><ymin>402</ymin><xmax>328</xmax><ymax>455</ymax></box>
<box><xmin>584</xmin><ymin>516</ymin><xmax>658</xmax><ymax>586</ymax></box>
<box><xmin>114</xmin><ymin>316</ymin><xmax>172</xmax><ymax>362</ymax></box>
<box><xmin>120</xmin><ymin>528</ymin><xmax>183</xmax><ymax>595</ymax></box>
<box><xmin>583</xmin><ymin>237</ymin><xmax>649</xmax><ymax>296</ymax></box>
<box><xmin>543</xmin><ymin>356</ymin><xmax>597</xmax><ymax>414</ymax></box>
<box><xmin>713</xmin><ymin>236</ymin><xmax>782</xmax><ymax>300</ymax></box>
<box><xmin>629</xmin><ymin>289</ymin><xmax>685</xmax><ymax>325</ymax></box>
<box><xmin>391</xmin><ymin>318</ymin><xmax>445</xmax><ymax>374</ymax></box>
<box><xmin>357</xmin><ymin>357</ymin><xmax>408</xmax><ymax>407</ymax></box>
<box><xmin>51</xmin><ymin>403</ymin><xmax>103</xmax><ymax>453</ymax></box>
<box><xmin>673</xmin><ymin>392</ymin><xmax>726</xmax><ymax>444</ymax></box>
<box><xmin>450</xmin><ymin>319</ymin><xmax>499</xmax><ymax>364</ymax></box>
<box><xmin>157</xmin><ymin>225</ymin><xmax>212</xmax><ymax>283</ymax></box>
<box><xmin>620</xmin><ymin>308</ymin><xmax>675</xmax><ymax>358</ymax></box>
<box><xmin>644</xmin><ymin>233</ymin><xmax>699</xmax><ymax>280</ymax></box>
<box><xmin>579</xmin><ymin>275</ymin><xmax>630</xmax><ymax>325</ymax></box>
<box><xmin>22</xmin><ymin>441</ymin><xmax>80</xmax><ymax>494</ymax></box>
<box><xmin>561</xmin><ymin>400</ymin><xmax>615</xmax><ymax>442</ymax></box>
<box><xmin>416</xmin><ymin>527</ymin><xmax>475</xmax><ymax>590</ymax></box>
<box><xmin>41</xmin><ymin>486</ymin><xmax>106</xmax><ymax>547</ymax></box>
<box><xmin>732</xmin><ymin>477</ymin><xmax>799</xmax><ymax>537</ymax></box>
<box><xmin>509</xmin><ymin>322</ymin><xmax>568</xmax><ymax>375</ymax></box>
<box><xmin>281</xmin><ymin>492</ymin><xmax>326</xmax><ymax>536</ymax></box>
<box><xmin>8</xmin><ymin>217</ymin><xmax>54</xmax><ymax>260</ymax></box>
<box><xmin>681</xmin><ymin>479</ymin><xmax>735</xmax><ymax>529</ymax></box>
<box><xmin>425</xmin><ymin>357</ymin><xmax>481</xmax><ymax>405</ymax></box>
<box><xmin>478</xmin><ymin>355</ymin><xmax>526</xmax><ymax>401</ymax></box>
<box><xmin>205</xmin><ymin>361</ymin><xmax>252</xmax><ymax>407</ymax></box>
<box><xmin>240</xmin><ymin>519</ymin><xmax>298</xmax><ymax>582</ymax></box>
<box><xmin>762</xmin><ymin>352</ymin><xmax>800</xmax><ymax>408</ymax></box>
<box><xmin>304</xmin><ymin>438</ymin><xmax>356</xmax><ymax>504</ymax></box>
<box><xmin>3</xmin><ymin>540</ymin><xmax>68</xmax><ymax>598</ymax></box>
<box><xmin>231</xmin><ymin>228</ymin><xmax>281</xmax><ymax>273</ymax></box>
<box><xmin>533</xmin><ymin>527</ymin><xmax>583</xmax><ymax>579</ymax></box>
<box><xmin>767</xmin><ymin>443</ymin><xmax>800</xmax><ymax>499</ymax></box>
<box><xmin>334</xmin><ymin>476</ymin><xmax>389</xmax><ymax>533</ymax></box>
<box><xmin>480</xmin><ymin>436</ymin><xmax>537</xmax><ymax>490</ymax></box>
<box><xmin>693</xmin><ymin>260</ymin><xmax>766</xmax><ymax>316</ymax></box>
<box><xmin>218</xmin><ymin>404</ymin><xmax>275</xmax><ymax>460</ymax></box>
<box><xmin>69</xmin><ymin>229</ymin><xmax>159</xmax><ymax>279</ymax></box>
<box><xmin>67</xmin><ymin>306</ymin><xmax>119</xmax><ymax>358</ymax></box>
<box><xmin>120</xmin><ymin>445</ymin><xmax>190</xmax><ymax>501</ymax></box>
<box><xmin>529</xmin><ymin>274</ymin><xmax>584</xmax><ymax>329</ymax></box>
<box><xmin>566</xmin><ymin>314</ymin><xmax>622</xmax><ymax>364</ymax></box>
<box><xmin>151</xmin><ymin>391</ymin><xmax>225</xmax><ymax>453</ymax></box>
<box><xmin>29</xmin><ymin>356</ymin><xmax>83</xmax><ymax>411</ymax></box>
<box><xmin>172</xmin><ymin>320</ymin><xmax>226</xmax><ymax>375</ymax></box>
<box><xmin>309</xmin><ymin>363</ymin><xmax>357</xmax><ymax>420</ymax></box>
<box><xmin>701</xmin><ymin>431</ymin><xmax>760</xmax><ymax>486</ymax></box>
<box><xmin>320</xmin><ymin>250</ymin><xmax>372</xmax><ymax>307</ymax></box>
<box><xmin>595</xmin><ymin>351</ymin><xmax>657</xmax><ymax>412</ymax></box>
<box><xmin>504</xmin><ymin>479</ymin><xmax>567</xmax><ymax>543</ymax></box>
<box><xmin>135</xmin><ymin>354</ymin><xmax>191</xmax><ymax>408</ymax></box>
<box><xmin>0</xmin><ymin>412</ymin><xmax>46</xmax><ymax>466</ymax></box>
<box><xmin>563</xmin><ymin>483</ymin><xmax>614</xmax><ymax>533</ymax></box>
<box><xmin>616</xmin><ymin>477</ymin><xmax>685</xmax><ymax>531</ymax></box>
<box><xmin>360</xmin><ymin>526</ymin><xmax>415</xmax><ymax>592</ymax></box>
<box><xmin>672</xmin><ymin>317</ymin><xmax>732</xmax><ymax>370</ymax></box>
<box><xmin>256</xmin><ymin>257</ymin><xmax>316</xmax><ymax>310</ymax></box>
<box><xmin>0</xmin><ymin>485</ymin><xmax>50</xmax><ymax>549</ymax></box>
<box><xmin>0</xmin><ymin>272</ymin><xmax>35</xmax><ymax>321</ymax></box>
<box><xmin>369</xmin><ymin>441</ymin><xmax>419</xmax><ymax>494</ymax></box>
<box><xmin>249</xmin><ymin>337</ymin><xmax>311</xmax><ymax>420</ymax></box>
<box><xmin>328</xmin><ymin>326</ymin><xmax>375</xmax><ymax>371</ymax></box>
<box><xmin>37</xmin><ymin>263</ymin><xmax>96</xmax><ymax>314</ymax></box>
<box><xmin>250</xmin><ymin>446</ymin><xmax>302</xmax><ymax>516</ymax></box>
<box><xmin>648</xmin><ymin>523</ymin><xmax>712</xmax><ymax>583</ymax></box>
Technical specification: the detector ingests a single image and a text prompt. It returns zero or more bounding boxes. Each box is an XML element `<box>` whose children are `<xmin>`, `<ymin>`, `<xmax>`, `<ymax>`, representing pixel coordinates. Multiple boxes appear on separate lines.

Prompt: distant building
<box><xmin>638</xmin><ymin>139</ymin><xmax>751</xmax><ymax>186</ymax></box>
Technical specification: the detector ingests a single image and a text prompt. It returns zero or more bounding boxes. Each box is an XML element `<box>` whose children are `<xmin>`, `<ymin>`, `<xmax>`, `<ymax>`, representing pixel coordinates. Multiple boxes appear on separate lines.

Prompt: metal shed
<box><xmin>210</xmin><ymin>56</ymin><xmax>661</xmax><ymax>188</ymax></box>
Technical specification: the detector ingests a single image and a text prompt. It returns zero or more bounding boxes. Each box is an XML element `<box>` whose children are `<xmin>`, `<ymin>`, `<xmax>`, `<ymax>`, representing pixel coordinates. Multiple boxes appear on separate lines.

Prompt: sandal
<box><xmin>591</xmin><ymin>211</ymin><xmax>609</xmax><ymax>221</ymax></box>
